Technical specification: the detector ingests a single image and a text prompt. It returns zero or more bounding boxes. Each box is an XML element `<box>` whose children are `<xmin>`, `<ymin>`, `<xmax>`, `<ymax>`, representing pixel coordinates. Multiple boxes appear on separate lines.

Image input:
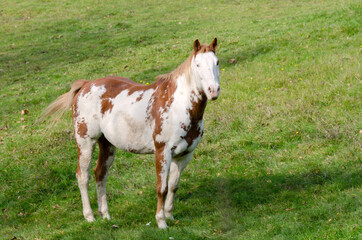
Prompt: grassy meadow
<box><xmin>0</xmin><ymin>0</ymin><xmax>361</xmax><ymax>239</ymax></box>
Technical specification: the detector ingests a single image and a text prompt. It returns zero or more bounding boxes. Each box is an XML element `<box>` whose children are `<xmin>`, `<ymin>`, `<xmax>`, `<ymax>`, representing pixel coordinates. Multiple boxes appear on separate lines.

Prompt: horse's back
<box><xmin>95</xmin><ymin>76</ymin><xmax>140</xmax><ymax>86</ymax></box>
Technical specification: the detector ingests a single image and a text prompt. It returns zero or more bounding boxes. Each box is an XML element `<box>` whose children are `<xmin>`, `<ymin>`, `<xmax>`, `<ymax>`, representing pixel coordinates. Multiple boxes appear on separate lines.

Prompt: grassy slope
<box><xmin>0</xmin><ymin>0</ymin><xmax>361</xmax><ymax>239</ymax></box>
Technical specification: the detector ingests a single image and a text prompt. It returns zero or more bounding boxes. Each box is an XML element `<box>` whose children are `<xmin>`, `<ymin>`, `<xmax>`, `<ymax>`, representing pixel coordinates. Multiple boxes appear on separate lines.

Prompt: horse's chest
<box><xmin>170</xmin><ymin>119</ymin><xmax>204</xmax><ymax>157</ymax></box>
<box><xmin>152</xmin><ymin>86</ymin><xmax>207</xmax><ymax>156</ymax></box>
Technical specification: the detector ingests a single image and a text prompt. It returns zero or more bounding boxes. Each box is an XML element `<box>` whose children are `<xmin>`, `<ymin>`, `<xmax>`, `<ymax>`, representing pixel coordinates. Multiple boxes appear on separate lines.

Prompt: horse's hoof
<box><xmin>157</xmin><ymin>221</ymin><xmax>168</xmax><ymax>229</ymax></box>
<box><xmin>98</xmin><ymin>211</ymin><xmax>111</xmax><ymax>220</ymax></box>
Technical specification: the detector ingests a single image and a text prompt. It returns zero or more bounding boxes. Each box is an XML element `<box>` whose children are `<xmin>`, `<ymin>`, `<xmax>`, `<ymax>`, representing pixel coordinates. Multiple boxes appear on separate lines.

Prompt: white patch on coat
<box><xmin>100</xmin><ymin>88</ymin><xmax>155</xmax><ymax>153</ymax></box>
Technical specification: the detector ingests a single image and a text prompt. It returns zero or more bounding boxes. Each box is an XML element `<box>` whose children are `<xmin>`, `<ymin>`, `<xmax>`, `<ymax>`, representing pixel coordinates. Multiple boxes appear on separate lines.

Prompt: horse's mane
<box><xmin>155</xmin><ymin>54</ymin><xmax>193</xmax><ymax>84</ymax></box>
<box><xmin>155</xmin><ymin>44</ymin><xmax>214</xmax><ymax>84</ymax></box>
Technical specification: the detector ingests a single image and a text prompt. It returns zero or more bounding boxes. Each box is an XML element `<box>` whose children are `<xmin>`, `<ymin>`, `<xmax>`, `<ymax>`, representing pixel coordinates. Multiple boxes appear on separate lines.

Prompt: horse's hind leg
<box><xmin>94</xmin><ymin>135</ymin><xmax>116</xmax><ymax>220</ymax></box>
<box><xmin>76</xmin><ymin>137</ymin><xmax>97</xmax><ymax>222</ymax></box>
<box><xmin>164</xmin><ymin>152</ymin><xmax>193</xmax><ymax>221</ymax></box>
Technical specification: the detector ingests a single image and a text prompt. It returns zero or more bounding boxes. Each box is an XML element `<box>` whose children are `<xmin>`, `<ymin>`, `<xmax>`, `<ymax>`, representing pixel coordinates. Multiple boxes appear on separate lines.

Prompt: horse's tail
<box><xmin>37</xmin><ymin>79</ymin><xmax>89</xmax><ymax>124</ymax></box>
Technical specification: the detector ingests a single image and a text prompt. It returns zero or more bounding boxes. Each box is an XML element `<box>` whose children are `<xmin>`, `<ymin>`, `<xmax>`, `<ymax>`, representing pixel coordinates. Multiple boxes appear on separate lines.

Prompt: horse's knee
<box><xmin>76</xmin><ymin>169</ymin><xmax>91</xmax><ymax>188</ymax></box>
<box><xmin>169</xmin><ymin>184</ymin><xmax>179</xmax><ymax>193</ymax></box>
<box><xmin>77</xmin><ymin>175</ymin><xmax>90</xmax><ymax>187</ymax></box>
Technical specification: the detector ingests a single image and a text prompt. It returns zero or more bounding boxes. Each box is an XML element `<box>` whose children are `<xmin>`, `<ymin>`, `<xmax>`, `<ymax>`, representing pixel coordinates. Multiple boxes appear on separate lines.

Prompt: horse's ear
<box><xmin>210</xmin><ymin>38</ymin><xmax>217</xmax><ymax>51</ymax></box>
<box><xmin>193</xmin><ymin>39</ymin><xmax>201</xmax><ymax>52</ymax></box>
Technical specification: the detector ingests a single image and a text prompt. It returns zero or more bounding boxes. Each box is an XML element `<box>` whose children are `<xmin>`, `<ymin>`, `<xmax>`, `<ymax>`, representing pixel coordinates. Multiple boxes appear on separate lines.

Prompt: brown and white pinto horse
<box><xmin>41</xmin><ymin>38</ymin><xmax>220</xmax><ymax>228</ymax></box>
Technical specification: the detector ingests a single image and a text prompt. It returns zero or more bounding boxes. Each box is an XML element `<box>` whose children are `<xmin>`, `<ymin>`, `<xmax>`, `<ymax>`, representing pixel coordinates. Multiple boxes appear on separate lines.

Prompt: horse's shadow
<box><xmin>179</xmin><ymin>168</ymin><xmax>359</xmax><ymax>210</ymax></box>
<box><xmin>121</xmin><ymin>165</ymin><xmax>360</xmax><ymax>238</ymax></box>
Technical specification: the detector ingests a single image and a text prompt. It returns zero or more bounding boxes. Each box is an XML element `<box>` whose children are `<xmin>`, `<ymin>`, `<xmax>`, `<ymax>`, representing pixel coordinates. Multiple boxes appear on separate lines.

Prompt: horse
<box><xmin>40</xmin><ymin>38</ymin><xmax>220</xmax><ymax>228</ymax></box>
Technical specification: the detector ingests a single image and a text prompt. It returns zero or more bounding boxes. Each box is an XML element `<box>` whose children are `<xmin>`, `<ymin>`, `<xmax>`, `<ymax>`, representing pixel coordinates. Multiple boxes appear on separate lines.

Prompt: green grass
<box><xmin>0</xmin><ymin>0</ymin><xmax>361</xmax><ymax>239</ymax></box>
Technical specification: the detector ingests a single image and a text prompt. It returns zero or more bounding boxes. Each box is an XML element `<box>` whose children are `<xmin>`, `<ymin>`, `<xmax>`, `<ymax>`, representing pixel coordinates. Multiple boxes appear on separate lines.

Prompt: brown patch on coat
<box><xmin>181</xmin><ymin>90</ymin><xmax>208</xmax><ymax>148</ymax></box>
<box><xmin>127</xmin><ymin>83</ymin><xmax>156</xmax><ymax>97</ymax></box>
<box><xmin>77</xmin><ymin>120</ymin><xmax>88</xmax><ymax>138</ymax></box>
<box><xmin>101</xmin><ymin>99</ymin><xmax>114</xmax><ymax>115</ymax></box>
<box><xmin>189</xmin><ymin>90</ymin><xmax>208</xmax><ymax>121</ymax></box>
<box><xmin>180</xmin><ymin>122</ymin><xmax>188</xmax><ymax>131</ymax></box>
<box><xmin>135</xmin><ymin>92</ymin><xmax>144</xmax><ymax>102</ymax></box>
<box><xmin>181</xmin><ymin>122</ymin><xmax>202</xmax><ymax>148</ymax></box>
<box><xmin>94</xmin><ymin>135</ymin><xmax>115</xmax><ymax>182</ymax></box>
<box><xmin>148</xmin><ymin>78</ymin><xmax>177</xmax><ymax>140</ymax></box>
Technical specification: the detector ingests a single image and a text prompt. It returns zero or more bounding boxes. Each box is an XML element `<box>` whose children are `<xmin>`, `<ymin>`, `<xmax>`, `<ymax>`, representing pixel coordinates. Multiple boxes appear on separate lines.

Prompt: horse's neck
<box><xmin>174</xmin><ymin>73</ymin><xmax>208</xmax><ymax>122</ymax></box>
<box><xmin>153</xmin><ymin>59</ymin><xmax>207</xmax><ymax>122</ymax></box>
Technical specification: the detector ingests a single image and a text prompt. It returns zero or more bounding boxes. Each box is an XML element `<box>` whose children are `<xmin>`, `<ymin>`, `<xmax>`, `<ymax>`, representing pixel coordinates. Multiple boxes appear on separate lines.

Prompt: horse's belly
<box><xmin>101</xmin><ymin>114</ymin><xmax>155</xmax><ymax>154</ymax></box>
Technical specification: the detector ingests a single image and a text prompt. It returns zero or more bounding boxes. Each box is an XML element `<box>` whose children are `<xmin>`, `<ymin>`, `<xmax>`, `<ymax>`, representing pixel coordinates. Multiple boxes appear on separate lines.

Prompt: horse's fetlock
<box><xmin>169</xmin><ymin>185</ymin><xmax>179</xmax><ymax>192</ymax></box>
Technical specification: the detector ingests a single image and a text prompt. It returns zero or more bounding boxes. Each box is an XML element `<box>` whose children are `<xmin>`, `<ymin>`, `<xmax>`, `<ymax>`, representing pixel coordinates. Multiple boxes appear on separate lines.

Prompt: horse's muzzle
<box><xmin>208</xmin><ymin>85</ymin><xmax>221</xmax><ymax>100</ymax></box>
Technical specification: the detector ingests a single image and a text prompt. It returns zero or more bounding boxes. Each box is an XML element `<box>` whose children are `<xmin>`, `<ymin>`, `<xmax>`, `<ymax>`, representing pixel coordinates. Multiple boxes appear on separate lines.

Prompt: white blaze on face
<box><xmin>193</xmin><ymin>52</ymin><xmax>220</xmax><ymax>100</ymax></box>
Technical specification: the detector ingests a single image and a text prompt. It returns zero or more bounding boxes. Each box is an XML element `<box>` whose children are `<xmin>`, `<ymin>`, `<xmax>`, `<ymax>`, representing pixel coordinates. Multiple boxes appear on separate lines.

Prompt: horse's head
<box><xmin>191</xmin><ymin>38</ymin><xmax>220</xmax><ymax>101</ymax></box>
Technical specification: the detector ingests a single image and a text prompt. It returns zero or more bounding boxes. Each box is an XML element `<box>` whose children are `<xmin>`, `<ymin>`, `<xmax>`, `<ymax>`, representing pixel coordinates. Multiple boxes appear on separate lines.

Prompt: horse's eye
<box><xmin>196</xmin><ymin>64</ymin><xmax>200</xmax><ymax>67</ymax></box>
<box><xmin>216</xmin><ymin>60</ymin><xmax>219</xmax><ymax>66</ymax></box>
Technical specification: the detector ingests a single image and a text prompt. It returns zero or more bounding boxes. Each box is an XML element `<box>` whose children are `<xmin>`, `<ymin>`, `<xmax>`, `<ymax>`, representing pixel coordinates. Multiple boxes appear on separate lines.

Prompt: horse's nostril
<box><xmin>209</xmin><ymin>86</ymin><xmax>220</xmax><ymax>93</ymax></box>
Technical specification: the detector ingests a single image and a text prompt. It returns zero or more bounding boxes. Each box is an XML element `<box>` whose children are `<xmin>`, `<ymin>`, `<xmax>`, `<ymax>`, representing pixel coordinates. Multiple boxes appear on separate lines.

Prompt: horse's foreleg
<box><xmin>164</xmin><ymin>152</ymin><xmax>193</xmax><ymax>221</ymax></box>
<box><xmin>76</xmin><ymin>138</ymin><xmax>96</xmax><ymax>222</ymax></box>
<box><xmin>94</xmin><ymin>135</ymin><xmax>116</xmax><ymax>220</ymax></box>
<box><xmin>155</xmin><ymin>147</ymin><xmax>171</xmax><ymax>229</ymax></box>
